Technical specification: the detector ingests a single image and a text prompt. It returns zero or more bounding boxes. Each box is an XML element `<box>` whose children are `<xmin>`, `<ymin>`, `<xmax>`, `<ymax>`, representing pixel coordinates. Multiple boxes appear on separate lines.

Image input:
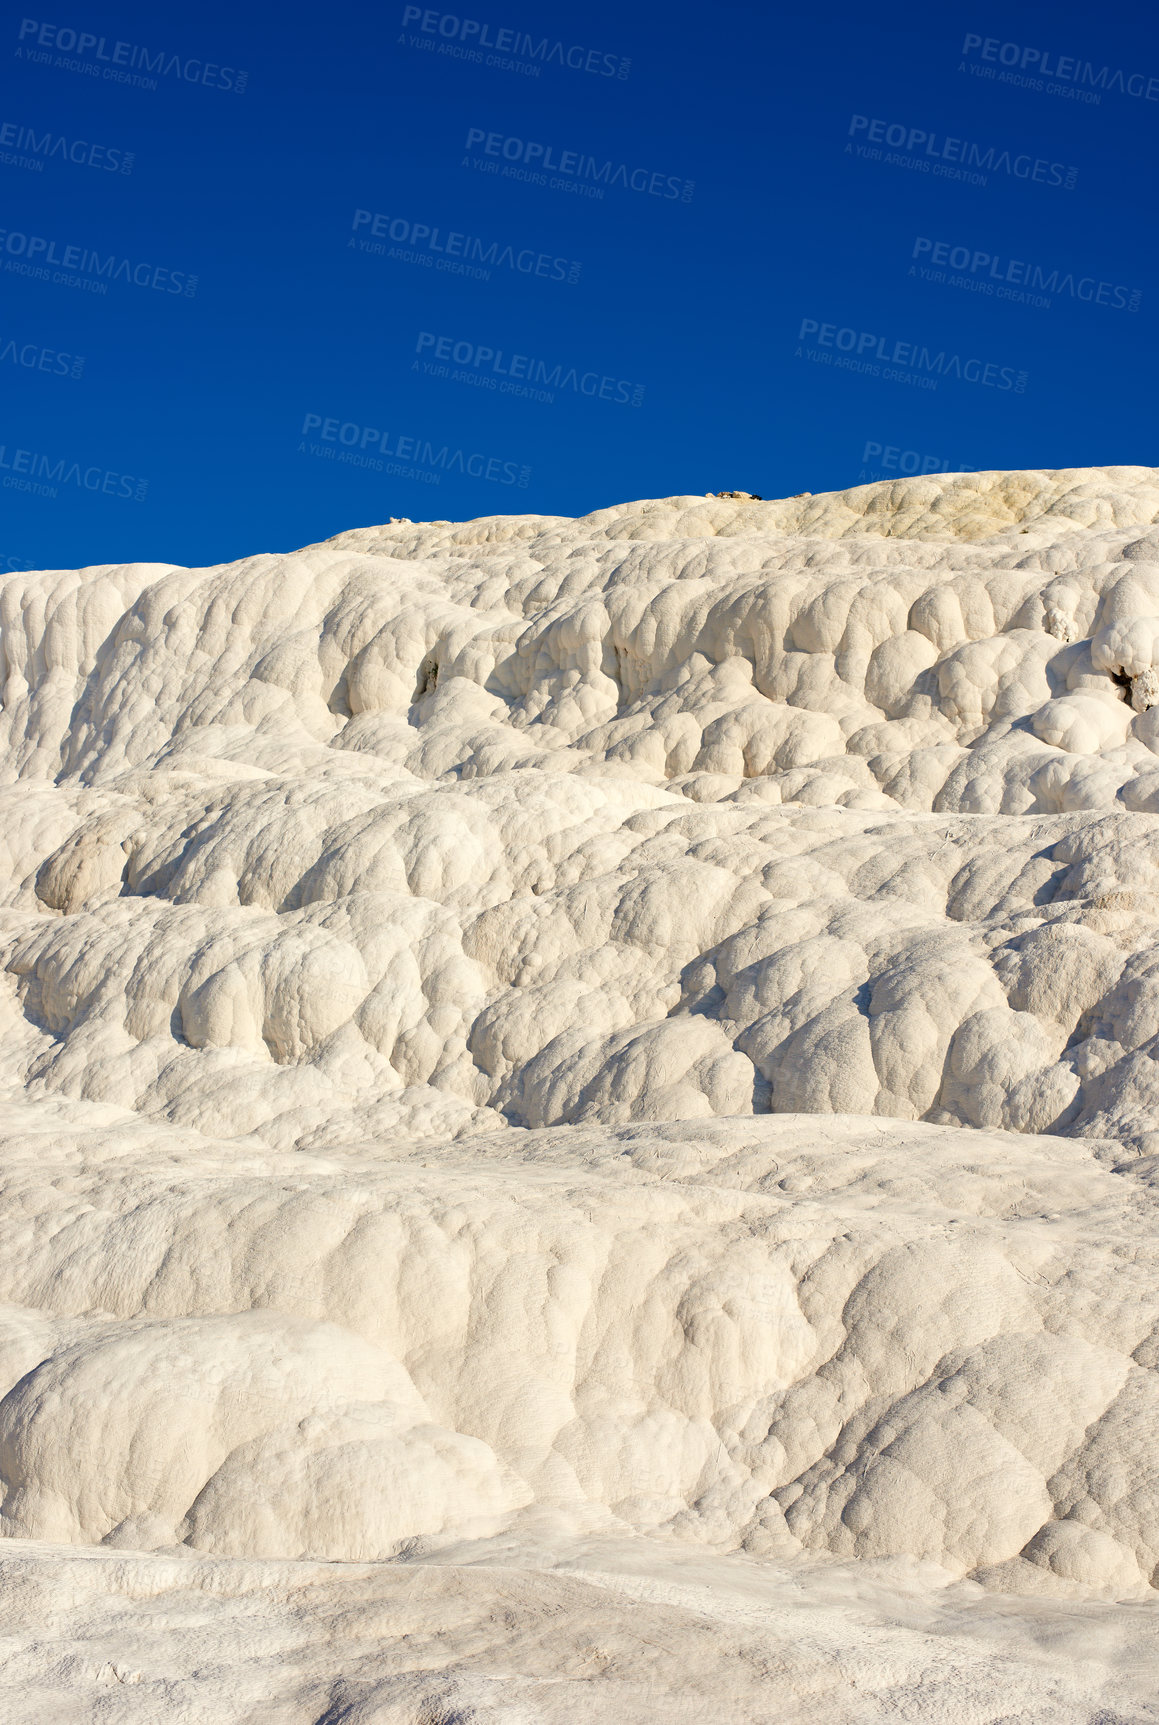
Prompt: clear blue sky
<box><xmin>1</xmin><ymin>0</ymin><xmax>1155</xmax><ymax>569</ymax></box>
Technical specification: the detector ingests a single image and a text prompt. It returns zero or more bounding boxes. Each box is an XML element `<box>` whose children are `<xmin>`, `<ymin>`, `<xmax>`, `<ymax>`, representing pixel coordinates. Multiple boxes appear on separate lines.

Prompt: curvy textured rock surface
<box><xmin>3</xmin><ymin>467</ymin><xmax>1159</xmax><ymax>1716</ymax></box>
<box><xmin>3</xmin><ymin>1535</ymin><xmax>1157</xmax><ymax>1723</ymax></box>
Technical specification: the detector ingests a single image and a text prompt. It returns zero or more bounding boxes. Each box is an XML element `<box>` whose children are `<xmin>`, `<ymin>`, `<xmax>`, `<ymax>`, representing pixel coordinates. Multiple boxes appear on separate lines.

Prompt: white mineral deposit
<box><xmin>2</xmin><ymin>467</ymin><xmax>1159</xmax><ymax>1719</ymax></box>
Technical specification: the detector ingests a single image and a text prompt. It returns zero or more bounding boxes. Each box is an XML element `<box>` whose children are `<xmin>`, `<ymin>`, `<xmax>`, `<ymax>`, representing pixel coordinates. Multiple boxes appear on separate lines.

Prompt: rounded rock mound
<box><xmin>1</xmin><ymin>467</ymin><xmax>1159</xmax><ymax>1627</ymax></box>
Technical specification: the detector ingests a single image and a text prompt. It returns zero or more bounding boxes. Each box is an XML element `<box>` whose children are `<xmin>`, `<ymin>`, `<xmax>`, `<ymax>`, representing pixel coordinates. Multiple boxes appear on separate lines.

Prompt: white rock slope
<box><xmin>2</xmin><ymin>467</ymin><xmax>1159</xmax><ymax>1715</ymax></box>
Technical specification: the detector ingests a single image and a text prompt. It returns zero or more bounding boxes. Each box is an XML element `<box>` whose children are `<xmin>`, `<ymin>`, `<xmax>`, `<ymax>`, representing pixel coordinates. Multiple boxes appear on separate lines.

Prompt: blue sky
<box><xmin>1</xmin><ymin>0</ymin><xmax>1155</xmax><ymax>569</ymax></box>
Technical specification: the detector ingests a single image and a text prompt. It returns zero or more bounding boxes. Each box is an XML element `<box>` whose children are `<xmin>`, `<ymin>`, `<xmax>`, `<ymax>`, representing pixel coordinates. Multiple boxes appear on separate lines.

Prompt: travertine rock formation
<box><xmin>3</xmin><ymin>467</ymin><xmax>1159</xmax><ymax>1716</ymax></box>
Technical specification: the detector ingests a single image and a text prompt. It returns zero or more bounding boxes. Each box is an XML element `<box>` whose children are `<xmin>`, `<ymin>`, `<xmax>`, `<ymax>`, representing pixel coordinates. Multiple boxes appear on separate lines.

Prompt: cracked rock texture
<box><xmin>2</xmin><ymin>467</ymin><xmax>1159</xmax><ymax>1716</ymax></box>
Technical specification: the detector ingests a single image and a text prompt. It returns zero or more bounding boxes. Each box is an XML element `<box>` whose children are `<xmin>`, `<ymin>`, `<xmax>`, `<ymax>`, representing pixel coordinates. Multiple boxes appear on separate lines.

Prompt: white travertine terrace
<box><xmin>2</xmin><ymin>467</ymin><xmax>1159</xmax><ymax>1717</ymax></box>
